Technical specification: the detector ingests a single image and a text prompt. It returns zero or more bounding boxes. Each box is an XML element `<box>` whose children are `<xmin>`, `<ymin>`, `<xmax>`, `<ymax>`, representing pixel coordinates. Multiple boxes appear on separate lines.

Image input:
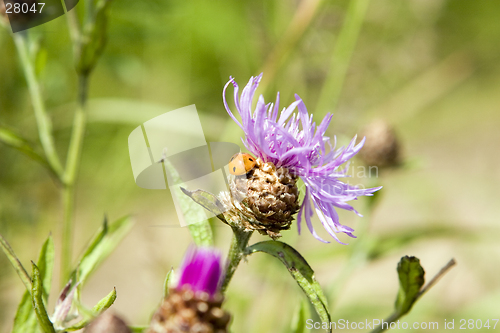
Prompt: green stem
<box><xmin>371</xmin><ymin>311</ymin><xmax>401</xmax><ymax>333</ymax></box>
<box><xmin>64</xmin><ymin>74</ymin><xmax>89</xmax><ymax>185</ymax></box>
<box><xmin>61</xmin><ymin>185</ymin><xmax>75</xmax><ymax>284</ymax></box>
<box><xmin>60</xmin><ymin>74</ymin><xmax>89</xmax><ymax>284</ymax></box>
<box><xmin>221</xmin><ymin>227</ymin><xmax>253</xmax><ymax>293</ymax></box>
<box><xmin>316</xmin><ymin>0</ymin><xmax>371</xmax><ymax>113</ymax></box>
<box><xmin>370</xmin><ymin>259</ymin><xmax>456</xmax><ymax>333</ymax></box>
<box><xmin>13</xmin><ymin>33</ymin><xmax>64</xmax><ymax>178</ymax></box>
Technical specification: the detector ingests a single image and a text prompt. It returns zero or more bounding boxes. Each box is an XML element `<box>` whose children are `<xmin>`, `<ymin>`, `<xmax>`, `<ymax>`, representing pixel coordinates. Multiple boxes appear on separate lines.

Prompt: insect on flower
<box><xmin>228</xmin><ymin>152</ymin><xmax>257</xmax><ymax>175</ymax></box>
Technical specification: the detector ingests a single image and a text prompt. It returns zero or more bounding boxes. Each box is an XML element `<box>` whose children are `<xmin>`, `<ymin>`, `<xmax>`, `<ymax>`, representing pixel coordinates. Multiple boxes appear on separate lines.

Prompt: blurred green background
<box><xmin>1</xmin><ymin>0</ymin><xmax>500</xmax><ymax>332</ymax></box>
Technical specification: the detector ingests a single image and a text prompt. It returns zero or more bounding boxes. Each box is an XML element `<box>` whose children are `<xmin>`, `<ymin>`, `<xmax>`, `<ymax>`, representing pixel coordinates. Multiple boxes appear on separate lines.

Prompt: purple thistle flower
<box><xmin>223</xmin><ymin>73</ymin><xmax>382</xmax><ymax>244</ymax></box>
<box><xmin>177</xmin><ymin>246</ymin><xmax>223</xmax><ymax>297</ymax></box>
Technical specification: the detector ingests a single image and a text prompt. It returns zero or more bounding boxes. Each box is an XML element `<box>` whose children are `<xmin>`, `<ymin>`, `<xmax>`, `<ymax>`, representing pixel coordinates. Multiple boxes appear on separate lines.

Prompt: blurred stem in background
<box><xmin>61</xmin><ymin>73</ymin><xmax>90</xmax><ymax>283</ymax></box>
<box><xmin>61</xmin><ymin>0</ymin><xmax>114</xmax><ymax>284</ymax></box>
<box><xmin>316</xmin><ymin>0</ymin><xmax>371</xmax><ymax>114</ymax></box>
<box><xmin>12</xmin><ymin>33</ymin><xmax>64</xmax><ymax>179</ymax></box>
<box><xmin>259</xmin><ymin>0</ymin><xmax>324</xmax><ymax>93</ymax></box>
<box><xmin>7</xmin><ymin>0</ymin><xmax>114</xmax><ymax>286</ymax></box>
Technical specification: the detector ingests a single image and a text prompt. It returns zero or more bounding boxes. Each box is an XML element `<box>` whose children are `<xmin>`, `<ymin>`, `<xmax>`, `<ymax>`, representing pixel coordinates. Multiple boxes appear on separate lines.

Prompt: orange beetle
<box><xmin>228</xmin><ymin>153</ymin><xmax>256</xmax><ymax>175</ymax></box>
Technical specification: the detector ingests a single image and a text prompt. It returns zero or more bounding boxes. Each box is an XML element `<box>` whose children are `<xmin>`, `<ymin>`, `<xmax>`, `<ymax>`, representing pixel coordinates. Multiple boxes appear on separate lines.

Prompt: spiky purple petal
<box><xmin>177</xmin><ymin>247</ymin><xmax>222</xmax><ymax>296</ymax></box>
<box><xmin>223</xmin><ymin>74</ymin><xmax>382</xmax><ymax>244</ymax></box>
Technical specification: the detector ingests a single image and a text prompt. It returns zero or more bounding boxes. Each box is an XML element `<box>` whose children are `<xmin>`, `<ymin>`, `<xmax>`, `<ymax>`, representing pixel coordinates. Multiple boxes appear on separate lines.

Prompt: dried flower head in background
<box><xmin>83</xmin><ymin>312</ymin><xmax>131</xmax><ymax>333</ymax></box>
<box><xmin>222</xmin><ymin>74</ymin><xmax>381</xmax><ymax>244</ymax></box>
<box><xmin>148</xmin><ymin>247</ymin><xmax>230</xmax><ymax>333</ymax></box>
<box><xmin>358</xmin><ymin>119</ymin><xmax>401</xmax><ymax>169</ymax></box>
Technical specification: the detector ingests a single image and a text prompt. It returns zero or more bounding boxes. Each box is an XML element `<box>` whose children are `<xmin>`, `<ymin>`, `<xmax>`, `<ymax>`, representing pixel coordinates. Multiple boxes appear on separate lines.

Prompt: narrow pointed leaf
<box><xmin>180</xmin><ymin>187</ymin><xmax>227</xmax><ymax>224</ymax></box>
<box><xmin>71</xmin><ymin>216</ymin><xmax>133</xmax><ymax>287</ymax></box>
<box><xmin>12</xmin><ymin>235</ymin><xmax>55</xmax><ymax>333</ymax></box>
<box><xmin>290</xmin><ymin>300</ymin><xmax>311</xmax><ymax>333</ymax></box>
<box><xmin>12</xmin><ymin>291</ymin><xmax>39</xmax><ymax>333</ymax></box>
<box><xmin>162</xmin><ymin>159</ymin><xmax>213</xmax><ymax>246</ymax></box>
<box><xmin>0</xmin><ymin>233</ymin><xmax>32</xmax><ymax>291</ymax></box>
<box><xmin>395</xmin><ymin>256</ymin><xmax>425</xmax><ymax>315</ymax></box>
<box><xmin>0</xmin><ymin>127</ymin><xmax>52</xmax><ymax>172</ymax></box>
<box><xmin>65</xmin><ymin>287</ymin><xmax>117</xmax><ymax>331</ymax></box>
<box><xmin>81</xmin><ymin>216</ymin><xmax>109</xmax><ymax>261</ymax></box>
<box><xmin>163</xmin><ymin>268</ymin><xmax>174</xmax><ymax>298</ymax></box>
<box><xmin>92</xmin><ymin>287</ymin><xmax>117</xmax><ymax>313</ymax></box>
<box><xmin>37</xmin><ymin>235</ymin><xmax>55</xmax><ymax>301</ymax></box>
<box><xmin>246</xmin><ymin>241</ymin><xmax>331</xmax><ymax>332</ymax></box>
<box><xmin>31</xmin><ymin>262</ymin><xmax>56</xmax><ymax>333</ymax></box>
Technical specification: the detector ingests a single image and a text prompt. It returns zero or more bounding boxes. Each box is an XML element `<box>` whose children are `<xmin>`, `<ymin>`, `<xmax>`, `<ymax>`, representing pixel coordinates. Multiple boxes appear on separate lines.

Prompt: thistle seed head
<box><xmin>147</xmin><ymin>287</ymin><xmax>230</xmax><ymax>333</ymax></box>
<box><xmin>220</xmin><ymin>159</ymin><xmax>300</xmax><ymax>239</ymax></box>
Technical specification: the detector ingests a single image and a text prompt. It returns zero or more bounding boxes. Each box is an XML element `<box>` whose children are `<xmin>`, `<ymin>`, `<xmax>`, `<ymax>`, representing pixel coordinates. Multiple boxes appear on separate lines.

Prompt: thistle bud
<box><xmin>219</xmin><ymin>159</ymin><xmax>300</xmax><ymax>239</ymax></box>
<box><xmin>358</xmin><ymin>120</ymin><xmax>401</xmax><ymax>169</ymax></box>
<box><xmin>148</xmin><ymin>247</ymin><xmax>231</xmax><ymax>333</ymax></box>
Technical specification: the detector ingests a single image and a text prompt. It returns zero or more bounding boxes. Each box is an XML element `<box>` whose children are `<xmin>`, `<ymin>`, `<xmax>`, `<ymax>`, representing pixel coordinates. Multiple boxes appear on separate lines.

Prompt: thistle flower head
<box><xmin>177</xmin><ymin>246</ymin><xmax>222</xmax><ymax>297</ymax></box>
<box><xmin>223</xmin><ymin>73</ymin><xmax>382</xmax><ymax>244</ymax></box>
<box><xmin>148</xmin><ymin>247</ymin><xmax>230</xmax><ymax>333</ymax></box>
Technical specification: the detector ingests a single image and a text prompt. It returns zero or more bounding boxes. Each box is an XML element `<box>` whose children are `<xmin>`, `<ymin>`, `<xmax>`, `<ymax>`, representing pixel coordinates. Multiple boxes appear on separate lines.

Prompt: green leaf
<box><xmin>36</xmin><ymin>235</ymin><xmax>55</xmax><ymax>302</ymax></box>
<box><xmin>92</xmin><ymin>287</ymin><xmax>117</xmax><ymax>312</ymax></box>
<box><xmin>290</xmin><ymin>300</ymin><xmax>311</xmax><ymax>333</ymax></box>
<box><xmin>163</xmin><ymin>268</ymin><xmax>174</xmax><ymax>298</ymax></box>
<box><xmin>81</xmin><ymin>216</ymin><xmax>109</xmax><ymax>262</ymax></box>
<box><xmin>0</xmin><ymin>126</ymin><xmax>51</xmax><ymax>171</ymax></box>
<box><xmin>246</xmin><ymin>241</ymin><xmax>331</xmax><ymax>332</ymax></box>
<box><xmin>12</xmin><ymin>235</ymin><xmax>55</xmax><ymax>333</ymax></box>
<box><xmin>76</xmin><ymin>0</ymin><xmax>114</xmax><ymax>75</ymax></box>
<box><xmin>129</xmin><ymin>326</ymin><xmax>148</xmax><ymax>333</ymax></box>
<box><xmin>71</xmin><ymin>216</ymin><xmax>133</xmax><ymax>287</ymax></box>
<box><xmin>180</xmin><ymin>188</ymin><xmax>227</xmax><ymax>224</ymax></box>
<box><xmin>12</xmin><ymin>292</ymin><xmax>39</xmax><ymax>333</ymax></box>
<box><xmin>162</xmin><ymin>159</ymin><xmax>213</xmax><ymax>246</ymax></box>
<box><xmin>65</xmin><ymin>287</ymin><xmax>117</xmax><ymax>331</ymax></box>
<box><xmin>31</xmin><ymin>262</ymin><xmax>56</xmax><ymax>333</ymax></box>
<box><xmin>395</xmin><ymin>256</ymin><xmax>425</xmax><ymax>315</ymax></box>
<box><xmin>0</xmin><ymin>233</ymin><xmax>32</xmax><ymax>291</ymax></box>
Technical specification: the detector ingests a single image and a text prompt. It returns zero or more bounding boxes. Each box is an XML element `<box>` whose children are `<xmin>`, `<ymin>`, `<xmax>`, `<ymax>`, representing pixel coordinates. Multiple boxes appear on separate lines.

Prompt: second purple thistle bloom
<box><xmin>222</xmin><ymin>73</ymin><xmax>382</xmax><ymax>244</ymax></box>
<box><xmin>147</xmin><ymin>247</ymin><xmax>231</xmax><ymax>333</ymax></box>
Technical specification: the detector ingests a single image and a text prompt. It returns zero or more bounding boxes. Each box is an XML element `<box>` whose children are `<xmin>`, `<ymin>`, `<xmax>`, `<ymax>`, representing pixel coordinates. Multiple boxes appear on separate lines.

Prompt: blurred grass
<box><xmin>2</xmin><ymin>0</ymin><xmax>500</xmax><ymax>332</ymax></box>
